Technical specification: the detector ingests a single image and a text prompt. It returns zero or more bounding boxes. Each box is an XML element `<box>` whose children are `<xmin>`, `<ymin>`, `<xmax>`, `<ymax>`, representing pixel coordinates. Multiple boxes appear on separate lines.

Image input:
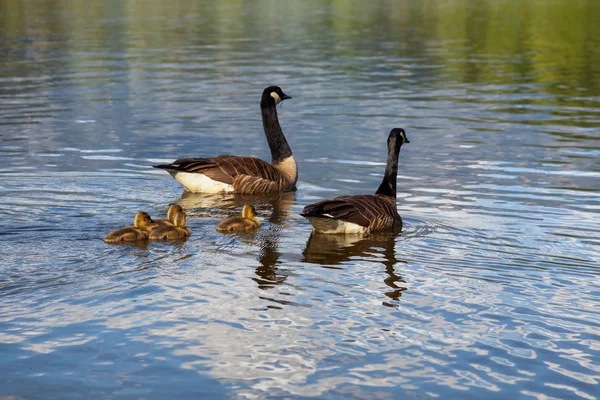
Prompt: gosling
<box><xmin>148</xmin><ymin>203</ymin><xmax>183</xmax><ymax>229</ymax></box>
<box><xmin>216</xmin><ymin>205</ymin><xmax>261</xmax><ymax>232</ymax></box>
<box><xmin>149</xmin><ymin>211</ymin><xmax>191</xmax><ymax>240</ymax></box>
<box><xmin>104</xmin><ymin>212</ymin><xmax>153</xmax><ymax>243</ymax></box>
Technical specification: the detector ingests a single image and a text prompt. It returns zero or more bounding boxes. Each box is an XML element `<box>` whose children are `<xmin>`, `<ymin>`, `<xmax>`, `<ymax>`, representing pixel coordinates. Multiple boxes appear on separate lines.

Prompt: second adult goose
<box><xmin>154</xmin><ymin>86</ymin><xmax>296</xmax><ymax>195</ymax></box>
<box><xmin>301</xmin><ymin>128</ymin><xmax>410</xmax><ymax>234</ymax></box>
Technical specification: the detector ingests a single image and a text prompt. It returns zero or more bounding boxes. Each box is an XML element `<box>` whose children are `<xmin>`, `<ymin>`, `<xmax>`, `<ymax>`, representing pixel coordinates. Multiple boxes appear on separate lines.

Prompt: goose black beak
<box><xmin>281</xmin><ymin>93</ymin><xmax>292</xmax><ymax>100</ymax></box>
<box><xmin>405</xmin><ymin>139</ymin><xmax>410</xmax><ymax>143</ymax></box>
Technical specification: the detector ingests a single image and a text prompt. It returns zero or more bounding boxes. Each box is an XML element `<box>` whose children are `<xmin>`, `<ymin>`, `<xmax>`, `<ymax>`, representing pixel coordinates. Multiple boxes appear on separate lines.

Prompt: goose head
<box><xmin>388</xmin><ymin>128</ymin><xmax>410</xmax><ymax>152</ymax></box>
<box><xmin>166</xmin><ymin>204</ymin><xmax>183</xmax><ymax>223</ymax></box>
<box><xmin>133</xmin><ymin>212</ymin><xmax>153</xmax><ymax>228</ymax></box>
<box><xmin>261</xmin><ymin>85</ymin><xmax>292</xmax><ymax>107</ymax></box>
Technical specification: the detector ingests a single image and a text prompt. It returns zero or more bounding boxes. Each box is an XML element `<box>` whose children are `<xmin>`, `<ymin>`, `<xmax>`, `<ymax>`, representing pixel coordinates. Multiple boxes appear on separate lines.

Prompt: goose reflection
<box><xmin>177</xmin><ymin>191</ymin><xmax>292</xmax><ymax>222</ymax></box>
<box><xmin>302</xmin><ymin>233</ymin><xmax>407</xmax><ymax>303</ymax></box>
<box><xmin>177</xmin><ymin>191</ymin><xmax>295</xmax><ymax>289</ymax></box>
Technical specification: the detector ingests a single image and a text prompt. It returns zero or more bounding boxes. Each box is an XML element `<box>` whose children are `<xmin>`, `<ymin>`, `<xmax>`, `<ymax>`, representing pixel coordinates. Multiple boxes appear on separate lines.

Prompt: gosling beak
<box><xmin>281</xmin><ymin>93</ymin><xmax>292</xmax><ymax>101</ymax></box>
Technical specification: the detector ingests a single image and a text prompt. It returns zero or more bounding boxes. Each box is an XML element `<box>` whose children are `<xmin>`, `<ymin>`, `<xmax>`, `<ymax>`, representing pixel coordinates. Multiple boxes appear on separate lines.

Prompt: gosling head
<box><xmin>172</xmin><ymin>211</ymin><xmax>187</xmax><ymax>227</ymax></box>
<box><xmin>133</xmin><ymin>212</ymin><xmax>153</xmax><ymax>227</ymax></box>
<box><xmin>166</xmin><ymin>204</ymin><xmax>183</xmax><ymax>223</ymax></box>
<box><xmin>241</xmin><ymin>205</ymin><xmax>257</xmax><ymax>220</ymax></box>
<box><xmin>261</xmin><ymin>85</ymin><xmax>291</xmax><ymax>107</ymax></box>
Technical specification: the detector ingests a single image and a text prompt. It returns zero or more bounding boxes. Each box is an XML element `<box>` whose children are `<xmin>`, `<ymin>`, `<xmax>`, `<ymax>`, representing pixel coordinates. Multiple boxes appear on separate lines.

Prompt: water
<box><xmin>1</xmin><ymin>0</ymin><xmax>599</xmax><ymax>398</ymax></box>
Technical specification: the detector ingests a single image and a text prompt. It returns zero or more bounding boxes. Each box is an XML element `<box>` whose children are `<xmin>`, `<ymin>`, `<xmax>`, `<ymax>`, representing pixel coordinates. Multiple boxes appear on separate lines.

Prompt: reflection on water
<box><xmin>303</xmin><ymin>232</ymin><xmax>407</xmax><ymax>304</ymax></box>
<box><xmin>1</xmin><ymin>0</ymin><xmax>600</xmax><ymax>398</ymax></box>
<box><xmin>177</xmin><ymin>191</ymin><xmax>295</xmax><ymax>222</ymax></box>
<box><xmin>178</xmin><ymin>191</ymin><xmax>295</xmax><ymax>290</ymax></box>
<box><xmin>254</xmin><ymin>235</ymin><xmax>286</xmax><ymax>290</ymax></box>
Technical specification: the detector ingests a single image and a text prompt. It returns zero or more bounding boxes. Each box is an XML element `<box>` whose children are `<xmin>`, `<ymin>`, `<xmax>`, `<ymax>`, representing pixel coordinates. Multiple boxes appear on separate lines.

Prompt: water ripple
<box><xmin>1</xmin><ymin>0</ymin><xmax>600</xmax><ymax>398</ymax></box>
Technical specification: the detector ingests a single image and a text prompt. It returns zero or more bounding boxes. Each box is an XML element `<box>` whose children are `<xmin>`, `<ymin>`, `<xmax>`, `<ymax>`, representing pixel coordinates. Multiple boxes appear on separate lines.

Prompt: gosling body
<box><xmin>149</xmin><ymin>211</ymin><xmax>191</xmax><ymax>240</ymax></box>
<box><xmin>104</xmin><ymin>212</ymin><xmax>153</xmax><ymax>243</ymax></box>
<box><xmin>216</xmin><ymin>205</ymin><xmax>261</xmax><ymax>232</ymax></box>
<box><xmin>148</xmin><ymin>204</ymin><xmax>183</xmax><ymax>229</ymax></box>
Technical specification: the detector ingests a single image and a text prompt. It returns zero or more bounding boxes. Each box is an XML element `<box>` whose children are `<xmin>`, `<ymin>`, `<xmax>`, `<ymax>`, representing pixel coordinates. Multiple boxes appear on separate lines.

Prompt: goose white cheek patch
<box><xmin>270</xmin><ymin>92</ymin><xmax>281</xmax><ymax>104</ymax></box>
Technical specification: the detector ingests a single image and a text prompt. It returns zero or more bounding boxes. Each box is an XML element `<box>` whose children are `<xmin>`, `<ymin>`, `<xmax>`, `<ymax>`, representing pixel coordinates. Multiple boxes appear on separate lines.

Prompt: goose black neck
<box><xmin>375</xmin><ymin>141</ymin><xmax>402</xmax><ymax>198</ymax></box>
<box><xmin>261</xmin><ymin>103</ymin><xmax>292</xmax><ymax>163</ymax></box>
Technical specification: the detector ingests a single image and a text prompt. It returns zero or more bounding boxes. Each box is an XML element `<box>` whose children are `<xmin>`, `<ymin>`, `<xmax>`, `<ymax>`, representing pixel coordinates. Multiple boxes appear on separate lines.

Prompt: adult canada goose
<box><xmin>149</xmin><ymin>211</ymin><xmax>191</xmax><ymax>240</ymax></box>
<box><xmin>216</xmin><ymin>205</ymin><xmax>261</xmax><ymax>232</ymax></box>
<box><xmin>104</xmin><ymin>212</ymin><xmax>154</xmax><ymax>243</ymax></box>
<box><xmin>301</xmin><ymin>128</ymin><xmax>410</xmax><ymax>234</ymax></box>
<box><xmin>148</xmin><ymin>204</ymin><xmax>183</xmax><ymax>229</ymax></box>
<box><xmin>153</xmin><ymin>86</ymin><xmax>296</xmax><ymax>195</ymax></box>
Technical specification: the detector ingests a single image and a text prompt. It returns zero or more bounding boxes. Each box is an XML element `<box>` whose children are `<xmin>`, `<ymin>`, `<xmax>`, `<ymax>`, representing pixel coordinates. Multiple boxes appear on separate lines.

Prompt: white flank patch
<box><xmin>307</xmin><ymin>217</ymin><xmax>368</xmax><ymax>234</ymax></box>
<box><xmin>169</xmin><ymin>171</ymin><xmax>234</xmax><ymax>193</ymax></box>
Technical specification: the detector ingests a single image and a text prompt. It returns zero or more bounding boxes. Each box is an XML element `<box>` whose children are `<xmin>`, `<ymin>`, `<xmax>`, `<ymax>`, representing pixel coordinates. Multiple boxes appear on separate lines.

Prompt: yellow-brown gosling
<box><xmin>148</xmin><ymin>204</ymin><xmax>183</xmax><ymax>229</ymax></box>
<box><xmin>149</xmin><ymin>211</ymin><xmax>191</xmax><ymax>240</ymax></box>
<box><xmin>104</xmin><ymin>212</ymin><xmax>153</xmax><ymax>243</ymax></box>
<box><xmin>216</xmin><ymin>205</ymin><xmax>261</xmax><ymax>232</ymax></box>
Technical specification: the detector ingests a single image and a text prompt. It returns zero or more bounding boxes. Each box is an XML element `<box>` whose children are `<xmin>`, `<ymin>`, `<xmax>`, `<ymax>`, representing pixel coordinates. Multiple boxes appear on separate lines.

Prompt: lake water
<box><xmin>1</xmin><ymin>0</ymin><xmax>599</xmax><ymax>398</ymax></box>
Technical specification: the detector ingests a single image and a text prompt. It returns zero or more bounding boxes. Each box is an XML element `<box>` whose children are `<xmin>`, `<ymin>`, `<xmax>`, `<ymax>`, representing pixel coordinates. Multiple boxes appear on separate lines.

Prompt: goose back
<box><xmin>302</xmin><ymin>194</ymin><xmax>401</xmax><ymax>234</ymax></box>
<box><xmin>158</xmin><ymin>155</ymin><xmax>294</xmax><ymax>194</ymax></box>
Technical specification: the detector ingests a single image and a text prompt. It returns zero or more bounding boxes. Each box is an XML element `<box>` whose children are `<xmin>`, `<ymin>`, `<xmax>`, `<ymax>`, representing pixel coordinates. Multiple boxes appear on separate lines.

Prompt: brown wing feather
<box><xmin>302</xmin><ymin>195</ymin><xmax>400</xmax><ymax>231</ymax></box>
<box><xmin>232</xmin><ymin>174</ymin><xmax>287</xmax><ymax>195</ymax></box>
<box><xmin>154</xmin><ymin>155</ymin><xmax>289</xmax><ymax>194</ymax></box>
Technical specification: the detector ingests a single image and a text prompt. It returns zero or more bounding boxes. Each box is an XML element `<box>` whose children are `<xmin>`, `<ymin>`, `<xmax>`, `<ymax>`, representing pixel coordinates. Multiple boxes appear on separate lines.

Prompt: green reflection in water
<box><xmin>1</xmin><ymin>0</ymin><xmax>599</xmax><ymax>108</ymax></box>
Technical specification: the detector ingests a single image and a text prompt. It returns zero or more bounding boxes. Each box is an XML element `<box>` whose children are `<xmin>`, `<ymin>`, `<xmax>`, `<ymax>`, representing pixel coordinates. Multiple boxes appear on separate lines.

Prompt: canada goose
<box><xmin>149</xmin><ymin>211</ymin><xmax>191</xmax><ymax>240</ymax></box>
<box><xmin>148</xmin><ymin>204</ymin><xmax>183</xmax><ymax>229</ymax></box>
<box><xmin>104</xmin><ymin>212</ymin><xmax>154</xmax><ymax>243</ymax></box>
<box><xmin>216</xmin><ymin>205</ymin><xmax>261</xmax><ymax>232</ymax></box>
<box><xmin>153</xmin><ymin>86</ymin><xmax>296</xmax><ymax>195</ymax></box>
<box><xmin>301</xmin><ymin>128</ymin><xmax>410</xmax><ymax>234</ymax></box>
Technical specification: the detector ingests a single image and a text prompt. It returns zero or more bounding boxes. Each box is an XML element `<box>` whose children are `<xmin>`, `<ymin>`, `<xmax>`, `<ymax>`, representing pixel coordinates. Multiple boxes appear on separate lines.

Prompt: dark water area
<box><xmin>1</xmin><ymin>0</ymin><xmax>599</xmax><ymax>398</ymax></box>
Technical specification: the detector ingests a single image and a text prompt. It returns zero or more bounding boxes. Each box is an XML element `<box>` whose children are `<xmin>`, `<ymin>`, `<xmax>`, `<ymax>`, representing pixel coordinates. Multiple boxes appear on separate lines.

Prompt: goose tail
<box><xmin>300</xmin><ymin>203</ymin><xmax>328</xmax><ymax>219</ymax></box>
<box><xmin>153</xmin><ymin>164</ymin><xmax>174</xmax><ymax>170</ymax></box>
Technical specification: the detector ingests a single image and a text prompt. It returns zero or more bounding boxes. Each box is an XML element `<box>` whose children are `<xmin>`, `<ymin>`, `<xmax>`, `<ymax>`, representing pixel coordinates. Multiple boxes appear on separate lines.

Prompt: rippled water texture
<box><xmin>1</xmin><ymin>0</ymin><xmax>599</xmax><ymax>398</ymax></box>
